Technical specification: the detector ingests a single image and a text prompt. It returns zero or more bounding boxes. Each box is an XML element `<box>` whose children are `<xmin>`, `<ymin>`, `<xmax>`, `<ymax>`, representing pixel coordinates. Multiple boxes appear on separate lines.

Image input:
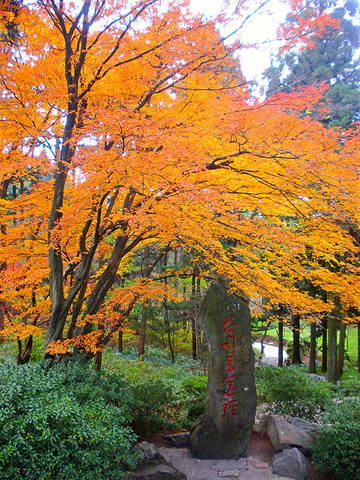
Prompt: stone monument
<box><xmin>189</xmin><ymin>276</ymin><xmax>257</xmax><ymax>459</ymax></box>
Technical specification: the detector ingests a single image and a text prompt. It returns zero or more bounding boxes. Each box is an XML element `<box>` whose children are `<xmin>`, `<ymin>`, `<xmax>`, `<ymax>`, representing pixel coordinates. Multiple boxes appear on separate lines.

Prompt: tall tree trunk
<box><xmin>138</xmin><ymin>302</ymin><xmax>148</xmax><ymax>358</ymax></box>
<box><xmin>309</xmin><ymin>322</ymin><xmax>317</xmax><ymax>374</ymax></box>
<box><xmin>291</xmin><ymin>314</ymin><xmax>302</xmax><ymax>364</ymax></box>
<box><xmin>358</xmin><ymin>321</ymin><xmax>360</xmax><ymax>374</ymax></box>
<box><xmin>191</xmin><ymin>271</ymin><xmax>197</xmax><ymax>359</ymax></box>
<box><xmin>278</xmin><ymin>320</ymin><xmax>284</xmax><ymax>367</ymax></box>
<box><xmin>260</xmin><ymin>322</ymin><xmax>270</xmax><ymax>356</ymax></box>
<box><xmin>327</xmin><ymin>294</ymin><xmax>339</xmax><ymax>384</ymax></box>
<box><xmin>337</xmin><ymin>321</ymin><xmax>346</xmax><ymax>380</ymax></box>
<box><xmin>164</xmin><ymin>302</ymin><xmax>174</xmax><ymax>363</ymax></box>
<box><xmin>118</xmin><ymin>328</ymin><xmax>123</xmax><ymax>353</ymax></box>
<box><xmin>321</xmin><ymin>316</ymin><xmax>328</xmax><ymax>373</ymax></box>
<box><xmin>94</xmin><ymin>323</ymin><xmax>105</xmax><ymax>371</ymax></box>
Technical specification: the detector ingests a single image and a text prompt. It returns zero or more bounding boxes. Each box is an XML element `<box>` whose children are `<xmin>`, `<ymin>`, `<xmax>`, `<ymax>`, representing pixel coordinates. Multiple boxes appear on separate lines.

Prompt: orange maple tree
<box><xmin>0</xmin><ymin>0</ymin><xmax>359</xmax><ymax>362</ymax></box>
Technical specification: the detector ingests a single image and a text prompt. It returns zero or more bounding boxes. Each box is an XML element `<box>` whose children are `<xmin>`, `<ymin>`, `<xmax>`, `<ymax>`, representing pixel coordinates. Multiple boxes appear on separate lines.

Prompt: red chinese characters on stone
<box><xmin>222</xmin><ymin>317</ymin><xmax>239</xmax><ymax>418</ymax></box>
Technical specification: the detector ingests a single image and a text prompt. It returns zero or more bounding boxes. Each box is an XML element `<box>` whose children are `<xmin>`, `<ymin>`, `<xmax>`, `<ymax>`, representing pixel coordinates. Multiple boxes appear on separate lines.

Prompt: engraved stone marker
<box><xmin>189</xmin><ymin>276</ymin><xmax>257</xmax><ymax>459</ymax></box>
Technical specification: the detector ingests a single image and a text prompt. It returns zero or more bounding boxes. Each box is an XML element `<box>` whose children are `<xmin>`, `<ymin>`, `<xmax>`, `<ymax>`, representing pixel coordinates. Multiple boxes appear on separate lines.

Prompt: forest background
<box><xmin>0</xmin><ymin>0</ymin><xmax>360</xmax><ymax>385</ymax></box>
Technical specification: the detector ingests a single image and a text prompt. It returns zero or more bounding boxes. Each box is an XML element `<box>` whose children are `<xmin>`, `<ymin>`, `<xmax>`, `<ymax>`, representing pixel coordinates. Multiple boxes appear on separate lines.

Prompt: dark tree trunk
<box><xmin>327</xmin><ymin>294</ymin><xmax>339</xmax><ymax>384</ymax></box>
<box><xmin>17</xmin><ymin>335</ymin><xmax>33</xmax><ymax>365</ymax></box>
<box><xmin>191</xmin><ymin>271</ymin><xmax>197</xmax><ymax>359</ymax></box>
<box><xmin>337</xmin><ymin>321</ymin><xmax>346</xmax><ymax>380</ymax></box>
<box><xmin>164</xmin><ymin>302</ymin><xmax>174</xmax><ymax>363</ymax></box>
<box><xmin>358</xmin><ymin>321</ymin><xmax>360</xmax><ymax>373</ymax></box>
<box><xmin>309</xmin><ymin>322</ymin><xmax>317</xmax><ymax>374</ymax></box>
<box><xmin>321</xmin><ymin>317</ymin><xmax>328</xmax><ymax>373</ymax></box>
<box><xmin>118</xmin><ymin>328</ymin><xmax>123</xmax><ymax>352</ymax></box>
<box><xmin>278</xmin><ymin>320</ymin><xmax>284</xmax><ymax>367</ymax></box>
<box><xmin>138</xmin><ymin>302</ymin><xmax>148</xmax><ymax>358</ymax></box>
<box><xmin>291</xmin><ymin>314</ymin><xmax>302</xmax><ymax>365</ymax></box>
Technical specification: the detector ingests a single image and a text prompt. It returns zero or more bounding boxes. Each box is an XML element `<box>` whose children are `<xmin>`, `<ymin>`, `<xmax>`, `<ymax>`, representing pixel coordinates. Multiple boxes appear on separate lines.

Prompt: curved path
<box><xmin>253</xmin><ymin>342</ymin><xmax>288</xmax><ymax>366</ymax></box>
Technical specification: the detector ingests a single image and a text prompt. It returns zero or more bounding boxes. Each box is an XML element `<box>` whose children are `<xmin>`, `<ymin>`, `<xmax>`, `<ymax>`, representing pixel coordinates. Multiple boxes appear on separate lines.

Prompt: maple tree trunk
<box><xmin>291</xmin><ymin>314</ymin><xmax>302</xmax><ymax>365</ymax></box>
<box><xmin>309</xmin><ymin>322</ymin><xmax>317</xmax><ymax>374</ymax></box>
<box><xmin>337</xmin><ymin>321</ymin><xmax>346</xmax><ymax>380</ymax></box>
<box><xmin>138</xmin><ymin>303</ymin><xmax>148</xmax><ymax>358</ymax></box>
<box><xmin>321</xmin><ymin>317</ymin><xmax>328</xmax><ymax>373</ymax></box>
<box><xmin>16</xmin><ymin>336</ymin><xmax>33</xmax><ymax>365</ymax></box>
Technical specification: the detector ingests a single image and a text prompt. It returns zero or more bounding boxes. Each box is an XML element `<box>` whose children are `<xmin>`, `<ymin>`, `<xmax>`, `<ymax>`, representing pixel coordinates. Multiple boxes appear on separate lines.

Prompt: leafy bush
<box><xmin>182</xmin><ymin>375</ymin><xmax>207</xmax><ymax>423</ymax></box>
<box><xmin>0</xmin><ymin>360</ymin><xmax>138</xmax><ymax>480</ymax></box>
<box><xmin>102</xmin><ymin>347</ymin><xmax>206</xmax><ymax>432</ymax></box>
<box><xmin>255</xmin><ymin>365</ymin><xmax>333</xmax><ymax>420</ymax></box>
<box><xmin>313</xmin><ymin>399</ymin><xmax>360</xmax><ymax>479</ymax></box>
<box><xmin>182</xmin><ymin>375</ymin><xmax>207</xmax><ymax>396</ymax></box>
<box><xmin>130</xmin><ymin>379</ymin><xmax>176</xmax><ymax>434</ymax></box>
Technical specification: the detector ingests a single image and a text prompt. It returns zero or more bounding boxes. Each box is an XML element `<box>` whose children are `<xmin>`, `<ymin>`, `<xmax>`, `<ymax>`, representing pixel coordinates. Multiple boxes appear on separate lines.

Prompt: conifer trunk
<box><xmin>291</xmin><ymin>314</ymin><xmax>302</xmax><ymax>364</ymax></box>
<box><xmin>278</xmin><ymin>320</ymin><xmax>284</xmax><ymax>367</ymax></box>
<box><xmin>309</xmin><ymin>322</ymin><xmax>317</xmax><ymax>374</ymax></box>
<box><xmin>337</xmin><ymin>321</ymin><xmax>346</xmax><ymax>380</ymax></box>
<box><xmin>321</xmin><ymin>317</ymin><xmax>328</xmax><ymax>373</ymax></box>
<box><xmin>138</xmin><ymin>303</ymin><xmax>148</xmax><ymax>358</ymax></box>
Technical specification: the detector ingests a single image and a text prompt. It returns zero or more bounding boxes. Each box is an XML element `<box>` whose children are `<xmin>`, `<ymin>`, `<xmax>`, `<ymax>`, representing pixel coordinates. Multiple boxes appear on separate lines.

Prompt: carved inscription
<box><xmin>221</xmin><ymin>317</ymin><xmax>238</xmax><ymax>418</ymax></box>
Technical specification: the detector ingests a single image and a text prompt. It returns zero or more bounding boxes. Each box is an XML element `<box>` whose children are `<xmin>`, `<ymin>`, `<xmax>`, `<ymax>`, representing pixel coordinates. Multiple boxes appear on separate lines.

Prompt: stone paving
<box><xmin>158</xmin><ymin>447</ymin><xmax>294</xmax><ymax>480</ymax></box>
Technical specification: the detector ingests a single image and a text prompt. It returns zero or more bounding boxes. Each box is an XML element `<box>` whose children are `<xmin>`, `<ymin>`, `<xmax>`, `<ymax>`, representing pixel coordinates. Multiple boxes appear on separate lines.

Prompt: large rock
<box><xmin>126</xmin><ymin>442</ymin><xmax>186</xmax><ymax>480</ymax></box>
<box><xmin>162</xmin><ymin>433</ymin><xmax>189</xmax><ymax>448</ymax></box>
<box><xmin>291</xmin><ymin>418</ymin><xmax>320</xmax><ymax>440</ymax></box>
<box><xmin>272</xmin><ymin>447</ymin><xmax>310</xmax><ymax>480</ymax></box>
<box><xmin>266</xmin><ymin>415</ymin><xmax>316</xmax><ymax>456</ymax></box>
<box><xmin>189</xmin><ymin>276</ymin><xmax>257</xmax><ymax>459</ymax></box>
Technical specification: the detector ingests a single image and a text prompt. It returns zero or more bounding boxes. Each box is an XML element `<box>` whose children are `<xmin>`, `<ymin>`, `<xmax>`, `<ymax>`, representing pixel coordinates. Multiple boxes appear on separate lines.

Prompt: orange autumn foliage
<box><xmin>0</xmin><ymin>0</ymin><xmax>359</xmax><ymax>358</ymax></box>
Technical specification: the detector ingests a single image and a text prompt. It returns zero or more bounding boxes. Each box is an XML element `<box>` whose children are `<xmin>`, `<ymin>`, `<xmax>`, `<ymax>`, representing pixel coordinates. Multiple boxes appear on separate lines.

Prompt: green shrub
<box><xmin>102</xmin><ymin>347</ymin><xmax>206</xmax><ymax>432</ymax></box>
<box><xmin>182</xmin><ymin>375</ymin><xmax>207</xmax><ymax>396</ymax></box>
<box><xmin>255</xmin><ymin>365</ymin><xmax>333</xmax><ymax>420</ymax></box>
<box><xmin>338</xmin><ymin>371</ymin><xmax>360</xmax><ymax>397</ymax></box>
<box><xmin>313</xmin><ymin>399</ymin><xmax>360</xmax><ymax>479</ymax></box>
<box><xmin>130</xmin><ymin>379</ymin><xmax>176</xmax><ymax>434</ymax></box>
<box><xmin>182</xmin><ymin>376</ymin><xmax>207</xmax><ymax>423</ymax></box>
<box><xmin>0</xmin><ymin>360</ymin><xmax>138</xmax><ymax>480</ymax></box>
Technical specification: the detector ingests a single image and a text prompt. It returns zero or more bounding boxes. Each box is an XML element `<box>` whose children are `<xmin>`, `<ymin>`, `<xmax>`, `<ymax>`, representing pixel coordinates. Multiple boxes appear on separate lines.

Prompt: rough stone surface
<box><xmin>135</xmin><ymin>442</ymin><xmax>164</xmax><ymax>468</ymax></box>
<box><xmin>126</xmin><ymin>442</ymin><xmax>186</xmax><ymax>480</ymax></box>
<box><xmin>162</xmin><ymin>433</ymin><xmax>190</xmax><ymax>448</ymax></box>
<box><xmin>272</xmin><ymin>448</ymin><xmax>310</xmax><ymax>480</ymax></box>
<box><xmin>266</xmin><ymin>415</ymin><xmax>316</xmax><ymax>456</ymax></box>
<box><xmin>189</xmin><ymin>276</ymin><xmax>257</xmax><ymax>459</ymax></box>
<box><xmin>158</xmin><ymin>446</ymin><xmax>295</xmax><ymax>480</ymax></box>
<box><xmin>290</xmin><ymin>418</ymin><xmax>319</xmax><ymax>440</ymax></box>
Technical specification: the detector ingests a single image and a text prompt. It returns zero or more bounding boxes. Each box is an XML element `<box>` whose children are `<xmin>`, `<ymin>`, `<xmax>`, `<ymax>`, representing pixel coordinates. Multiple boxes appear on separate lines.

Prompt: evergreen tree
<box><xmin>266</xmin><ymin>0</ymin><xmax>360</xmax><ymax>128</ymax></box>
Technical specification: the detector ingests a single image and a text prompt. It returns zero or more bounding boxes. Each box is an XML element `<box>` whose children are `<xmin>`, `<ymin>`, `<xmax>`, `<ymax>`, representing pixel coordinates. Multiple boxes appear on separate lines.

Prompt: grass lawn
<box><xmin>254</xmin><ymin>320</ymin><xmax>359</xmax><ymax>367</ymax></box>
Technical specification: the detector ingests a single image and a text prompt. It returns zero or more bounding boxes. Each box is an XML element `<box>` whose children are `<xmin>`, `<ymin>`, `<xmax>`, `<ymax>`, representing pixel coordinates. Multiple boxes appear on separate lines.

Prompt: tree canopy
<box><xmin>0</xmin><ymin>0</ymin><xmax>359</xmax><ymax>360</ymax></box>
